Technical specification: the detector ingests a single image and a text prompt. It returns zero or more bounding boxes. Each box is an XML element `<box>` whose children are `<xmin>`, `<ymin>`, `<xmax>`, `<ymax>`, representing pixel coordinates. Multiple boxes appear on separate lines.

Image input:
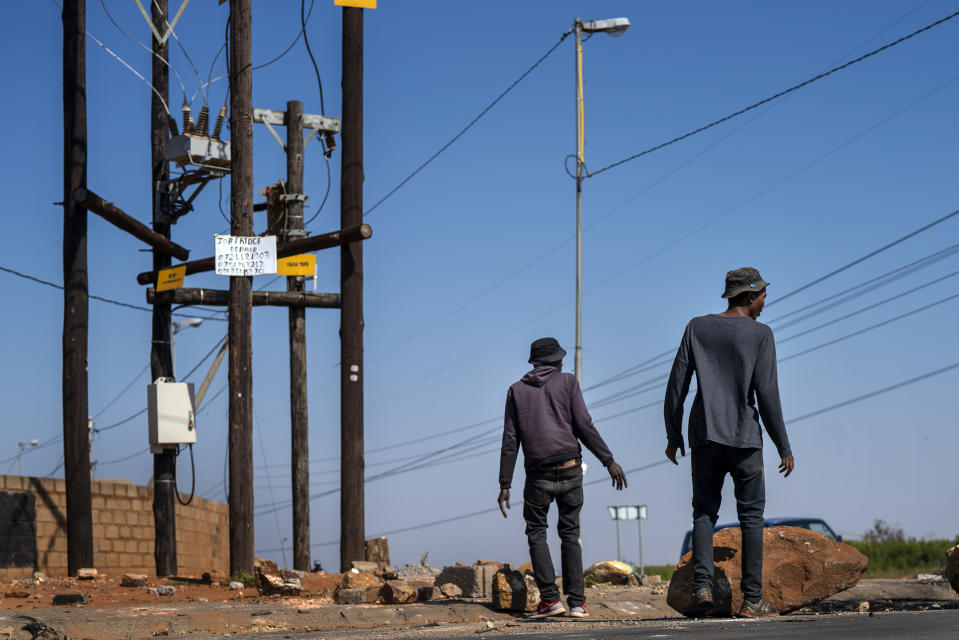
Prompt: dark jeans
<box><xmin>691</xmin><ymin>442</ymin><xmax>766</xmax><ymax>602</ymax></box>
<box><xmin>523</xmin><ymin>466</ymin><xmax>585</xmax><ymax>607</ymax></box>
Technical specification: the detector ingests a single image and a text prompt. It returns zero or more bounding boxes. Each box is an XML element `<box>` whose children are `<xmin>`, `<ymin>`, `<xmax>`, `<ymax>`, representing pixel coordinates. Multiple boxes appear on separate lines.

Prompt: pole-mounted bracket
<box><xmin>279</xmin><ymin>193</ymin><xmax>309</xmax><ymax>202</ymax></box>
<box><xmin>253</xmin><ymin>107</ymin><xmax>340</xmax><ymax>151</ymax></box>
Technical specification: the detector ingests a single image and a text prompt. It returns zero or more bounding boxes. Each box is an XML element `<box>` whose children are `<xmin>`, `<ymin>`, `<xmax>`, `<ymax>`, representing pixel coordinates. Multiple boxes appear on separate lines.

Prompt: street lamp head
<box><xmin>582</xmin><ymin>17</ymin><xmax>630</xmax><ymax>37</ymax></box>
<box><xmin>29</xmin><ymin>439</ymin><xmax>39</xmax><ymax>446</ymax></box>
<box><xmin>173</xmin><ymin>317</ymin><xmax>204</xmax><ymax>332</ymax></box>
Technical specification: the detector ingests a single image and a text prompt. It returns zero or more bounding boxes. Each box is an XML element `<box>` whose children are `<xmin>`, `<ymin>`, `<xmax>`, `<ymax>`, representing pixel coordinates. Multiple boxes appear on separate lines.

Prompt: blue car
<box><xmin>679</xmin><ymin>517</ymin><xmax>841</xmax><ymax>560</ymax></box>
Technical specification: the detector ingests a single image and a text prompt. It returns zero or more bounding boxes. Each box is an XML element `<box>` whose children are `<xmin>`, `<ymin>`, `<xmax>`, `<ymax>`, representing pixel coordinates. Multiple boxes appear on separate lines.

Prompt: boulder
<box><xmin>52</xmin><ymin>593</ymin><xmax>87</xmax><ymax>606</ymax></box>
<box><xmin>492</xmin><ymin>567</ymin><xmax>539</xmax><ymax>612</ymax></box>
<box><xmin>379</xmin><ymin>580</ymin><xmax>417</xmax><ymax>604</ymax></box>
<box><xmin>947</xmin><ymin>544</ymin><xmax>959</xmax><ymax>595</ymax></box>
<box><xmin>336</xmin><ymin>570</ymin><xmax>382</xmax><ymax>603</ymax></box>
<box><xmin>641</xmin><ymin>574</ymin><xmax>662</xmax><ymax>586</ymax></box>
<box><xmin>147</xmin><ymin>585</ymin><xmax>175</xmax><ymax>596</ymax></box>
<box><xmin>584</xmin><ymin>560</ymin><xmax>634</xmax><ymax>585</ymax></box>
<box><xmin>121</xmin><ymin>574</ymin><xmax>148</xmax><ymax>587</ymax></box>
<box><xmin>434</xmin><ymin>563</ymin><xmax>498</xmax><ymax>598</ymax></box>
<box><xmin>438</xmin><ymin>582</ymin><xmax>463</xmax><ymax>598</ymax></box>
<box><xmin>255</xmin><ymin>565</ymin><xmax>303</xmax><ymax>596</ymax></box>
<box><xmin>417</xmin><ymin>586</ymin><xmax>444</xmax><ymax>601</ymax></box>
<box><xmin>77</xmin><ymin>568</ymin><xmax>97</xmax><ymax>580</ymax></box>
<box><xmin>667</xmin><ymin>526</ymin><xmax>868</xmax><ymax>616</ymax></box>
<box><xmin>351</xmin><ymin>560</ymin><xmax>379</xmax><ymax>573</ymax></box>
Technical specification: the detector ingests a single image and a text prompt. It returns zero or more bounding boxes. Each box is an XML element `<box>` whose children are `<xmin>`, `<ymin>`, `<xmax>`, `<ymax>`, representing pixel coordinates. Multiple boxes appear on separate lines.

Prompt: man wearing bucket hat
<box><xmin>499</xmin><ymin>337</ymin><xmax>627</xmax><ymax>619</ymax></box>
<box><xmin>664</xmin><ymin>267</ymin><xmax>795</xmax><ymax>618</ymax></box>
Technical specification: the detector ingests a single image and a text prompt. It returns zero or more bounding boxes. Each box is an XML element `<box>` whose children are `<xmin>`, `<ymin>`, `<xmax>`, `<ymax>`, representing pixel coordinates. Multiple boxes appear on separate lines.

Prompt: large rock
<box><xmin>947</xmin><ymin>544</ymin><xmax>959</xmax><ymax>595</ymax></box>
<box><xmin>667</xmin><ymin>526</ymin><xmax>868</xmax><ymax>616</ymax></box>
<box><xmin>335</xmin><ymin>569</ymin><xmax>382</xmax><ymax>603</ymax></box>
<box><xmin>379</xmin><ymin>580</ymin><xmax>417</xmax><ymax>604</ymax></box>
<box><xmin>492</xmin><ymin>566</ymin><xmax>539</xmax><ymax>612</ymax></box>
<box><xmin>585</xmin><ymin>560</ymin><xmax>634</xmax><ymax>585</ymax></box>
<box><xmin>434</xmin><ymin>563</ymin><xmax>499</xmax><ymax>598</ymax></box>
<box><xmin>255</xmin><ymin>565</ymin><xmax>303</xmax><ymax>596</ymax></box>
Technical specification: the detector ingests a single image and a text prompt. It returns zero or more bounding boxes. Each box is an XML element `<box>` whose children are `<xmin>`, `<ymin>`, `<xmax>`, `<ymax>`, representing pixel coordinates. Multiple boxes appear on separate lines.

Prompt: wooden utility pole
<box><xmin>228</xmin><ymin>0</ymin><xmax>255</xmax><ymax>576</ymax></box>
<box><xmin>285</xmin><ymin>100</ymin><xmax>311</xmax><ymax>572</ymax></box>
<box><xmin>149</xmin><ymin>0</ymin><xmax>177</xmax><ymax>578</ymax></box>
<box><xmin>62</xmin><ymin>0</ymin><xmax>94</xmax><ymax>577</ymax></box>
<box><xmin>340</xmin><ymin>6</ymin><xmax>365</xmax><ymax>571</ymax></box>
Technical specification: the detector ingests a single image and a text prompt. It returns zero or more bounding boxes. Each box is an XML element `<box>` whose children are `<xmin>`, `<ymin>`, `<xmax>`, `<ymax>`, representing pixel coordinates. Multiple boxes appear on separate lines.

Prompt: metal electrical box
<box><xmin>148</xmin><ymin>380</ymin><xmax>196</xmax><ymax>451</ymax></box>
<box><xmin>165</xmin><ymin>134</ymin><xmax>231</xmax><ymax>169</ymax></box>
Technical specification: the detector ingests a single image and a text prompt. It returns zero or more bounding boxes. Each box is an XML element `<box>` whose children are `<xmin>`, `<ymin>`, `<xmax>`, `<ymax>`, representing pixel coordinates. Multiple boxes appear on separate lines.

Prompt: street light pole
<box><xmin>17</xmin><ymin>440</ymin><xmax>38</xmax><ymax>476</ymax></box>
<box><xmin>571</xmin><ymin>16</ymin><xmax>629</xmax><ymax>385</ymax></box>
<box><xmin>573</xmin><ymin>17</ymin><xmax>584</xmax><ymax>385</ymax></box>
<box><xmin>171</xmin><ymin>318</ymin><xmax>203</xmax><ymax>380</ymax></box>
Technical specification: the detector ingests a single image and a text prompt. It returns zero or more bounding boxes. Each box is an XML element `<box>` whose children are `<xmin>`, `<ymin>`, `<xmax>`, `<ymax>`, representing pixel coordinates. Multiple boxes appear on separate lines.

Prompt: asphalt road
<box><xmin>205</xmin><ymin>609</ymin><xmax>959</xmax><ymax>639</ymax></box>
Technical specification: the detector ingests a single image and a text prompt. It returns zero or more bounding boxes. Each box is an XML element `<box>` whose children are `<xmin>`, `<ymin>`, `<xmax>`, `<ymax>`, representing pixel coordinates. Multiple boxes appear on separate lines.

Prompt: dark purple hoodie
<box><xmin>499</xmin><ymin>365</ymin><xmax>614</xmax><ymax>489</ymax></box>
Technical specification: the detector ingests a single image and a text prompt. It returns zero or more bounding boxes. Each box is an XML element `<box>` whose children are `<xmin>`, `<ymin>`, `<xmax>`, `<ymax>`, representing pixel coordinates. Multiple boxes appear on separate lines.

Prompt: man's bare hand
<box><xmin>666</xmin><ymin>444</ymin><xmax>686</xmax><ymax>465</ymax></box>
<box><xmin>778</xmin><ymin>455</ymin><xmax>794</xmax><ymax>478</ymax></box>
<box><xmin>607</xmin><ymin>461</ymin><xmax>627</xmax><ymax>490</ymax></box>
<box><xmin>498</xmin><ymin>489</ymin><xmax>511</xmax><ymax>518</ymax></box>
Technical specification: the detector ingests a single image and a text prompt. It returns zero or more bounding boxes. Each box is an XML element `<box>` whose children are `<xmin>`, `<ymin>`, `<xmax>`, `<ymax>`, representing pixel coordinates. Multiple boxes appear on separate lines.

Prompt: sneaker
<box><xmin>526</xmin><ymin>601</ymin><xmax>566</xmax><ymax>618</ymax></box>
<box><xmin>568</xmin><ymin>604</ymin><xmax>588</xmax><ymax>618</ymax></box>
<box><xmin>686</xmin><ymin>587</ymin><xmax>715</xmax><ymax>618</ymax></box>
<box><xmin>738</xmin><ymin>598</ymin><xmax>778</xmax><ymax>618</ymax></box>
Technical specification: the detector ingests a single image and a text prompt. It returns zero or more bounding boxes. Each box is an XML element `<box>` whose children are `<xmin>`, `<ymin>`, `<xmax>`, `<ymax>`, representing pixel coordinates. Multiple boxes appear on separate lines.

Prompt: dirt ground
<box><xmin>0</xmin><ymin>571</ymin><xmax>344</xmax><ymax>610</ymax></box>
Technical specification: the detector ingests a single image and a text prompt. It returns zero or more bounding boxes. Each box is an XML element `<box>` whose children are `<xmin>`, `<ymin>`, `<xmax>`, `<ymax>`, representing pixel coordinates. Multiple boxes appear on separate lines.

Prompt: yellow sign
<box><xmin>156</xmin><ymin>265</ymin><xmax>186</xmax><ymax>292</ymax></box>
<box><xmin>335</xmin><ymin>0</ymin><xmax>376</xmax><ymax>8</ymax></box>
<box><xmin>277</xmin><ymin>253</ymin><xmax>316</xmax><ymax>277</ymax></box>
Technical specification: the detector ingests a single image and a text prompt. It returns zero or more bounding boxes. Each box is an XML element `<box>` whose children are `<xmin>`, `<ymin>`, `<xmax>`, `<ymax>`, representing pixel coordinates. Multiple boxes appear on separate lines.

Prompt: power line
<box><xmin>363</xmin><ymin>31</ymin><xmax>572</xmax><ymax>217</ymax></box>
<box><xmin>587</xmin><ymin>8</ymin><xmax>959</xmax><ymax>177</ymax></box>
<box><xmin>300</xmin><ymin>0</ymin><xmax>326</xmax><ymax>115</ymax></box>
<box><xmin>92</xmin><ymin>364</ymin><xmax>150</xmax><ymax>420</ymax></box>
<box><xmin>0</xmin><ymin>264</ymin><xmax>226</xmax><ymax>321</ymax></box>
<box><xmin>769</xmin><ymin>210</ymin><xmax>959</xmax><ymax>307</ymax></box>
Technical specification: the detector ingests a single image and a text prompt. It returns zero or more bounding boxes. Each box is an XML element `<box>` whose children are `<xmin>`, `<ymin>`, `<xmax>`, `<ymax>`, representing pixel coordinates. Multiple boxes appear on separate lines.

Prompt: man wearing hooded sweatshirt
<box><xmin>499</xmin><ymin>337</ymin><xmax>627</xmax><ymax>619</ymax></box>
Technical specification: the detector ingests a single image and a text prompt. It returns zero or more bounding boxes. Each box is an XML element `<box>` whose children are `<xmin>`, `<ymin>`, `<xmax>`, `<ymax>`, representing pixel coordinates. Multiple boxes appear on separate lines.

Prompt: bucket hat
<box><xmin>722</xmin><ymin>267</ymin><xmax>770</xmax><ymax>299</ymax></box>
<box><xmin>528</xmin><ymin>337</ymin><xmax>567</xmax><ymax>365</ymax></box>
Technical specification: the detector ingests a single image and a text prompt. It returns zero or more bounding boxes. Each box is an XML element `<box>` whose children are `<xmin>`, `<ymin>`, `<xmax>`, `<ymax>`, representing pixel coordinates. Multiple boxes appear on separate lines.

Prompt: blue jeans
<box><xmin>523</xmin><ymin>466</ymin><xmax>584</xmax><ymax>607</ymax></box>
<box><xmin>691</xmin><ymin>442</ymin><xmax>766</xmax><ymax>602</ymax></box>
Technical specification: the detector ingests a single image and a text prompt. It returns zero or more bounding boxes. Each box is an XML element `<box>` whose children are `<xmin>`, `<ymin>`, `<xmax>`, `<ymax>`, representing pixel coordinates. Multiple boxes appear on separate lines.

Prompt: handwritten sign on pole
<box><xmin>156</xmin><ymin>265</ymin><xmax>186</xmax><ymax>291</ymax></box>
<box><xmin>214</xmin><ymin>235</ymin><xmax>278</xmax><ymax>276</ymax></box>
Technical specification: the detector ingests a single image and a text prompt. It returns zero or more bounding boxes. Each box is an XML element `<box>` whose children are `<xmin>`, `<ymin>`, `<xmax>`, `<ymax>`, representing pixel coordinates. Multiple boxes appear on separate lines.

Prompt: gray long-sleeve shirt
<box><xmin>499</xmin><ymin>365</ymin><xmax>614</xmax><ymax>489</ymax></box>
<box><xmin>664</xmin><ymin>314</ymin><xmax>792</xmax><ymax>457</ymax></box>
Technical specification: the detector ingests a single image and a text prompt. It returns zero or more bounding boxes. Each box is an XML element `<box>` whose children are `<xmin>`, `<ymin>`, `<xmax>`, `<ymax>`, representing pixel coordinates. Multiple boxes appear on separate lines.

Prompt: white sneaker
<box><xmin>526</xmin><ymin>601</ymin><xmax>566</xmax><ymax>618</ymax></box>
<box><xmin>568</xmin><ymin>604</ymin><xmax>588</xmax><ymax>618</ymax></box>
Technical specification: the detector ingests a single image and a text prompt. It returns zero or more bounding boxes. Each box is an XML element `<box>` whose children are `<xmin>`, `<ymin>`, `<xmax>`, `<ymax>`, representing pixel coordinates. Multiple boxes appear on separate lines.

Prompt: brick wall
<box><xmin>0</xmin><ymin>474</ymin><xmax>228</xmax><ymax>578</ymax></box>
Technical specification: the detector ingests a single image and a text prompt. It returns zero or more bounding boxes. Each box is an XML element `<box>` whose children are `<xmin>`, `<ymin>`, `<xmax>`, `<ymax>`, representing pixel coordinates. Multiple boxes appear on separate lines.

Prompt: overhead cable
<box><xmin>587</xmin><ymin>8</ymin><xmax>959</xmax><ymax>177</ymax></box>
<box><xmin>363</xmin><ymin>31</ymin><xmax>572</xmax><ymax>217</ymax></box>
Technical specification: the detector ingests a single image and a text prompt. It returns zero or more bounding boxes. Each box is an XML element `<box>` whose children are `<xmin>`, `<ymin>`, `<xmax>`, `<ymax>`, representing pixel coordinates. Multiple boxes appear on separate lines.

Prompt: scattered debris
<box><xmin>121</xmin><ymin>574</ymin><xmax>149</xmax><ymax>587</ymax></box>
<box><xmin>147</xmin><ymin>586</ymin><xmax>176</xmax><ymax>596</ymax></box>
<box><xmin>396</xmin><ymin>563</ymin><xmax>441</xmax><ymax>579</ymax></box>
<box><xmin>333</xmin><ymin>588</ymin><xmax>366</xmax><ymax>605</ymax></box>
<box><xmin>642</xmin><ymin>575</ymin><xmax>663</xmax><ymax>586</ymax></box>
<box><xmin>229</xmin><ymin>581</ymin><xmax>245</xmax><ymax>590</ymax></box>
<box><xmin>417</xmin><ymin>586</ymin><xmax>444</xmax><ymax>601</ymax></box>
<box><xmin>858</xmin><ymin>601</ymin><xmax>870</xmax><ymax>613</ymax></box>
<box><xmin>33</xmin><ymin>572</ymin><xmax>46</xmax><ymax>583</ymax></box>
<box><xmin>4</xmin><ymin>590</ymin><xmax>30</xmax><ymax>599</ymax></box>
<box><xmin>77</xmin><ymin>568</ymin><xmax>98</xmax><ymax>580</ymax></box>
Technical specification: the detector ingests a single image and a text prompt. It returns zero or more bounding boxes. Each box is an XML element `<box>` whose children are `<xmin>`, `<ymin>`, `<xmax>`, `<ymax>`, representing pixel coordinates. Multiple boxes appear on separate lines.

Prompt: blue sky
<box><xmin>2</xmin><ymin>0</ymin><xmax>958</xmax><ymax>571</ymax></box>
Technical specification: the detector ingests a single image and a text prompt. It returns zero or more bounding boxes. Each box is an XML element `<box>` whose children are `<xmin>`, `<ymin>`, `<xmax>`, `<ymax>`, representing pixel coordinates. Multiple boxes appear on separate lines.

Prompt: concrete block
<box><xmin>434</xmin><ymin>564</ymin><xmax>498</xmax><ymax>598</ymax></box>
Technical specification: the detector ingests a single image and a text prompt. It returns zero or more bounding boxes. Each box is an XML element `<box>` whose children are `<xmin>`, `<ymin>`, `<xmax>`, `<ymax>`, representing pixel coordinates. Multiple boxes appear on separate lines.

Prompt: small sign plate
<box><xmin>156</xmin><ymin>265</ymin><xmax>186</xmax><ymax>292</ymax></box>
<box><xmin>335</xmin><ymin>0</ymin><xmax>376</xmax><ymax>8</ymax></box>
<box><xmin>277</xmin><ymin>253</ymin><xmax>316</xmax><ymax>276</ymax></box>
<box><xmin>214</xmin><ymin>235</ymin><xmax>277</xmax><ymax>276</ymax></box>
